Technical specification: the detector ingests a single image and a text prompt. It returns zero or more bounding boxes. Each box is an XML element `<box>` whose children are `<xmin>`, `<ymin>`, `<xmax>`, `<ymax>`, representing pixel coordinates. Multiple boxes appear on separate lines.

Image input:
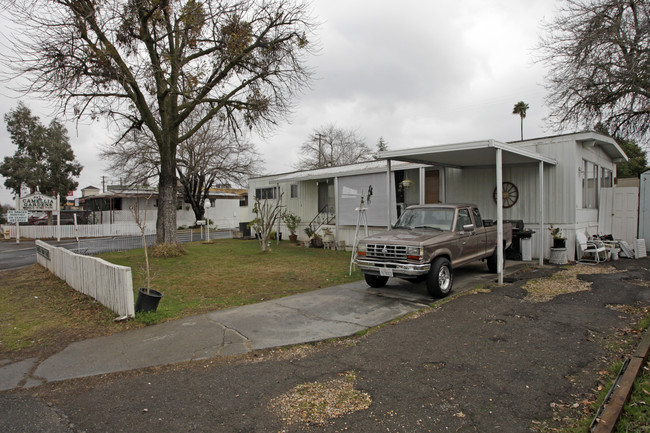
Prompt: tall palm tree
<box><xmin>512</xmin><ymin>101</ymin><xmax>529</xmax><ymax>140</ymax></box>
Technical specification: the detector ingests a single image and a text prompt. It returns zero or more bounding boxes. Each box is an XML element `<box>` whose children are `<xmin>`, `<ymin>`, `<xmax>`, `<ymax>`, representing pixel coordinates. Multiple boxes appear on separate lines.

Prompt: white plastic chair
<box><xmin>576</xmin><ymin>232</ymin><xmax>608</xmax><ymax>264</ymax></box>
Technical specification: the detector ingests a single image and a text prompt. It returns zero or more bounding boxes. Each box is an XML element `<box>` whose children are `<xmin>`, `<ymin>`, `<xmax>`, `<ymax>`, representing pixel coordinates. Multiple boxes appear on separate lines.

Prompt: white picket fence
<box><xmin>2</xmin><ymin>206</ymin><xmax>239</xmax><ymax>240</ymax></box>
<box><xmin>2</xmin><ymin>223</ymin><xmax>156</xmax><ymax>240</ymax></box>
<box><xmin>35</xmin><ymin>240</ymin><xmax>135</xmax><ymax>318</ymax></box>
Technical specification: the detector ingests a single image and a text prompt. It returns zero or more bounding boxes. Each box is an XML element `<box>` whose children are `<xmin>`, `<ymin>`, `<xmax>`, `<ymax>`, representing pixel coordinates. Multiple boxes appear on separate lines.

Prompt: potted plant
<box><xmin>131</xmin><ymin>194</ymin><xmax>163</xmax><ymax>313</ymax></box>
<box><xmin>283</xmin><ymin>212</ymin><xmax>301</xmax><ymax>243</ymax></box>
<box><xmin>304</xmin><ymin>226</ymin><xmax>323</xmax><ymax>248</ymax></box>
<box><xmin>549</xmin><ymin>225</ymin><xmax>566</xmax><ymax>248</ymax></box>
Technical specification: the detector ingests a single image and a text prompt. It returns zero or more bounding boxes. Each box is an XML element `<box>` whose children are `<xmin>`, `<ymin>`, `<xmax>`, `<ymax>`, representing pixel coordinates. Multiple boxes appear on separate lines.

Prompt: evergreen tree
<box><xmin>0</xmin><ymin>103</ymin><xmax>82</xmax><ymax>201</ymax></box>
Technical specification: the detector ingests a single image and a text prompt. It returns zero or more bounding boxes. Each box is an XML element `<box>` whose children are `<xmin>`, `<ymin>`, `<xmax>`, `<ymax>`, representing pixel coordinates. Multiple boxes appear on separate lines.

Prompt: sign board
<box><xmin>36</xmin><ymin>244</ymin><xmax>50</xmax><ymax>260</ymax></box>
<box><xmin>20</xmin><ymin>193</ymin><xmax>57</xmax><ymax>211</ymax></box>
<box><xmin>7</xmin><ymin>210</ymin><xmax>29</xmax><ymax>223</ymax></box>
<box><xmin>196</xmin><ymin>220</ymin><xmax>206</xmax><ymax>225</ymax></box>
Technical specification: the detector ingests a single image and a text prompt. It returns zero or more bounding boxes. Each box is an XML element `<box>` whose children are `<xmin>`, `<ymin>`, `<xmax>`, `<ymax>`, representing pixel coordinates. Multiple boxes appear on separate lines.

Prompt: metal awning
<box><xmin>378</xmin><ymin>139</ymin><xmax>558</xmax><ymax>284</ymax></box>
<box><xmin>378</xmin><ymin>139</ymin><xmax>557</xmax><ymax>167</ymax></box>
<box><xmin>271</xmin><ymin>160</ymin><xmax>422</xmax><ymax>184</ymax></box>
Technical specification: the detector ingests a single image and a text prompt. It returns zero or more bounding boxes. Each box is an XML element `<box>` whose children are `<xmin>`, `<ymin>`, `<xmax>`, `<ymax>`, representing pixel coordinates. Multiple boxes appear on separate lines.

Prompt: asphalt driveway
<box><xmin>1</xmin><ymin>258</ymin><xmax>648</xmax><ymax>432</ymax></box>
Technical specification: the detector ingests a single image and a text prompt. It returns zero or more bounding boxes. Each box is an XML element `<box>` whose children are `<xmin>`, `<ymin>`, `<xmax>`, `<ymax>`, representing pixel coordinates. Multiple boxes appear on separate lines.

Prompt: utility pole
<box><xmin>317</xmin><ymin>133</ymin><xmax>323</xmax><ymax>168</ymax></box>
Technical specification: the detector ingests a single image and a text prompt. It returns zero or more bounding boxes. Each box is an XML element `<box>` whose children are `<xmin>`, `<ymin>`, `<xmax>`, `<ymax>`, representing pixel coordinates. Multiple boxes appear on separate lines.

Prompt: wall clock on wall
<box><xmin>493</xmin><ymin>181</ymin><xmax>519</xmax><ymax>208</ymax></box>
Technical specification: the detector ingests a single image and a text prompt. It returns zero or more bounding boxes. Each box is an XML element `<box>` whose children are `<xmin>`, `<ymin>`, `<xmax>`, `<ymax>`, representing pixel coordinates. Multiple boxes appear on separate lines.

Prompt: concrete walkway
<box><xmin>0</xmin><ymin>262</ymin><xmax>526</xmax><ymax>390</ymax></box>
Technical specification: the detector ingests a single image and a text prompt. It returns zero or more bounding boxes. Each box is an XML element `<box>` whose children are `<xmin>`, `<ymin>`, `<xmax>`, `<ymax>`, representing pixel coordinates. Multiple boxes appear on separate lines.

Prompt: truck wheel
<box><xmin>487</xmin><ymin>246</ymin><xmax>506</xmax><ymax>273</ymax></box>
<box><xmin>365</xmin><ymin>274</ymin><xmax>389</xmax><ymax>288</ymax></box>
<box><xmin>427</xmin><ymin>257</ymin><xmax>453</xmax><ymax>298</ymax></box>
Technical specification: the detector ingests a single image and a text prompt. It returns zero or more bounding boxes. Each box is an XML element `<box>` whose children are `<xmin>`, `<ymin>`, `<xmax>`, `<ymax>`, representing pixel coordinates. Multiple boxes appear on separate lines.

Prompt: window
<box><xmin>255</xmin><ymin>187</ymin><xmax>277</xmax><ymax>200</ymax></box>
<box><xmin>582</xmin><ymin>160</ymin><xmax>598</xmax><ymax>209</ymax></box>
<box><xmin>456</xmin><ymin>209</ymin><xmax>473</xmax><ymax>231</ymax></box>
<box><xmin>290</xmin><ymin>184</ymin><xmax>298</xmax><ymax>198</ymax></box>
<box><xmin>601</xmin><ymin>167</ymin><xmax>613</xmax><ymax>188</ymax></box>
<box><xmin>471</xmin><ymin>207</ymin><xmax>483</xmax><ymax>228</ymax></box>
<box><xmin>239</xmin><ymin>195</ymin><xmax>248</xmax><ymax>207</ymax></box>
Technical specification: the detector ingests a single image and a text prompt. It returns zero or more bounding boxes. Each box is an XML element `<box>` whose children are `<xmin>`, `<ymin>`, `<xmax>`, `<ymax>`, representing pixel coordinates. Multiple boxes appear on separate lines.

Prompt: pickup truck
<box><xmin>355</xmin><ymin>204</ymin><xmax>512</xmax><ymax>298</ymax></box>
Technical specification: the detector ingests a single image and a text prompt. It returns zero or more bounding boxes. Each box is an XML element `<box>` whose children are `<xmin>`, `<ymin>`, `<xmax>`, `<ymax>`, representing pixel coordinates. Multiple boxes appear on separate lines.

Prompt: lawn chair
<box><xmin>576</xmin><ymin>232</ymin><xmax>608</xmax><ymax>264</ymax></box>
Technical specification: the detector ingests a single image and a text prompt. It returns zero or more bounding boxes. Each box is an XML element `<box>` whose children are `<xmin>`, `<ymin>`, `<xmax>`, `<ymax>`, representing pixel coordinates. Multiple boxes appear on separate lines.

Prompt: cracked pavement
<box><xmin>1</xmin><ymin>280</ymin><xmax>427</xmax><ymax>390</ymax></box>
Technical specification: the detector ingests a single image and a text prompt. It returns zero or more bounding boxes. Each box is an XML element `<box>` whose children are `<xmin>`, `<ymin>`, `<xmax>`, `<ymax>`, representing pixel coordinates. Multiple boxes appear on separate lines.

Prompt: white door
<box><xmin>612</xmin><ymin>187</ymin><xmax>639</xmax><ymax>245</ymax></box>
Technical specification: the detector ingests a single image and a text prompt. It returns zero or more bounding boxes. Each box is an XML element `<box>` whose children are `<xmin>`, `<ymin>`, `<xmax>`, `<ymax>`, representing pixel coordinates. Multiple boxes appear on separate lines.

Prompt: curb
<box><xmin>591</xmin><ymin>328</ymin><xmax>650</xmax><ymax>433</ymax></box>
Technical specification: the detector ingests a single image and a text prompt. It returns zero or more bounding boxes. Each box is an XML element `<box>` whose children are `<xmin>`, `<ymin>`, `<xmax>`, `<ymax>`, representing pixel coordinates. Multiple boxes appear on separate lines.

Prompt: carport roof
<box><xmin>272</xmin><ymin>160</ymin><xmax>421</xmax><ymax>183</ymax></box>
<box><xmin>378</xmin><ymin>139</ymin><xmax>557</xmax><ymax>167</ymax></box>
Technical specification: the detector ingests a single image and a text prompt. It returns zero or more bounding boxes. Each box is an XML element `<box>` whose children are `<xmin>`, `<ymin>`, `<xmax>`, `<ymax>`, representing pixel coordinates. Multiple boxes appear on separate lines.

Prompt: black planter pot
<box><xmin>553</xmin><ymin>238</ymin><xmax>566</xmax><ymax>248</ymax></box>
<box><xmin>135</xmin><ymin>288</ymin><xmax>163</xmax><ymax>313</ymax></box>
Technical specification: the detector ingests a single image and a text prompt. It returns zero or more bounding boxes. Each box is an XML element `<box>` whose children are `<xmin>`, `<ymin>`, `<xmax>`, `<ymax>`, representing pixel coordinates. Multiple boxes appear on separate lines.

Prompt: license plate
<box><xmin>379</xmin><ymin>267</ymin><xmax>393</xmax><ymax>277</ymax></box>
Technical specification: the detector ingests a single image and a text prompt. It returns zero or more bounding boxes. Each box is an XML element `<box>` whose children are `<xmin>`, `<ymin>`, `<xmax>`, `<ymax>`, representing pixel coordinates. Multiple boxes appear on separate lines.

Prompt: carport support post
<box><xmin>386</xmin><ymin>159</ymin><xmax>392</xmax><ymax>229</ymax></box>
<box><xmin>539</xmin><ymin>161</ymin><xmax>544</xmax><ymax>266</ymax></box>
<box><xmin>496</xmin><ymin>148</ymin><xmax>504</xmax><ymax>285</ymax></box>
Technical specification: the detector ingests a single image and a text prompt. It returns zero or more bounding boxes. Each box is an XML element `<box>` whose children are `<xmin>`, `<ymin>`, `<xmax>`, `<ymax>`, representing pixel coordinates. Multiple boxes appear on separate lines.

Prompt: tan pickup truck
<box><xmin>355</xmin><ymin>204</ymin><xmax>512</xmax><ymax>298</ymax></box>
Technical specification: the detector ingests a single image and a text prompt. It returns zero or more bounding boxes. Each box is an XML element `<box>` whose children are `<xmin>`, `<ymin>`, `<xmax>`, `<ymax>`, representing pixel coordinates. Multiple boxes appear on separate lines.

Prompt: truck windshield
<box><xmin>394</xmin><ymin>208</ymin><xmax>455</xmax><ymax>231</ymax></box>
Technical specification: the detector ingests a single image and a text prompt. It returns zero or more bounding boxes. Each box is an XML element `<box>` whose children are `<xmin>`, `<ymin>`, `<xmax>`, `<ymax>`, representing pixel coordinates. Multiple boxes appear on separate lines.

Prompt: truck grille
<box><xmin>366</xmin><ymin>244</ymin><xmax>407</xmax><ymax>260</ymax></box>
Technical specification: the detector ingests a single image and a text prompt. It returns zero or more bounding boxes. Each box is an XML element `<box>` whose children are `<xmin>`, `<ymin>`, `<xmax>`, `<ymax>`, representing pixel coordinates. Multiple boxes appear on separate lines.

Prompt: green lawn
<box><xmin>0</xmin><ymin>239</ymin><xmax>363</xmax><ymax>358</ymax></box>
<box><xmin>99</xmin><ymin>239</ymin><xmax>364</xmax><ymax>323</ymax></box>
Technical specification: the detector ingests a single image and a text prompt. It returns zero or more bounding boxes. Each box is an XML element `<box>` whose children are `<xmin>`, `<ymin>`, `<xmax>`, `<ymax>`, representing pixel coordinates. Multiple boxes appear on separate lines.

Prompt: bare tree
<box><xmin>249</xmin><ymin>194</ymin><xmax>284</xmax><ymax>252</ymax></box>
<box><xmin>2</xmin><ymin>0</ymin><xmax>316</xmax><ymax>244</ymax></box>
<box><xmin>538</xmin><ymin>0</ymin><xmax>650</xmax><ymax>145</ymax></box>
<box><xmin>296</xmin><ymin>124</ymin><xmax>372</xmax><ymax>169</ymax></box>
<box><xmin>102</xmin><ymin>116</ymin><xmax>261</xmax><ymax>221</ymax></box>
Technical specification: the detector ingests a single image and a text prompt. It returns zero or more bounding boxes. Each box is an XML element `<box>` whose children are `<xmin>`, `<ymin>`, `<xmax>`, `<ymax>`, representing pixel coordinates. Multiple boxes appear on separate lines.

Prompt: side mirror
<box><xmin>463</xmin><ymin>224</ymin><xmax>475</xmax><ymax>232</ymax></box>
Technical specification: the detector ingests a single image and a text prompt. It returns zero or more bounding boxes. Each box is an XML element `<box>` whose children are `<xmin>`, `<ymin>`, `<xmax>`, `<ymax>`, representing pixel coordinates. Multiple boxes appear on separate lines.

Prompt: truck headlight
<box><xmin>406</xmin><ymin>246</ymin><xmax>423</xmax><ymax>260</ymax></box>
<box><xmin>357</xmin><ymin>243</ymin><xmax>367</xmax><ymax>256</ymax></box>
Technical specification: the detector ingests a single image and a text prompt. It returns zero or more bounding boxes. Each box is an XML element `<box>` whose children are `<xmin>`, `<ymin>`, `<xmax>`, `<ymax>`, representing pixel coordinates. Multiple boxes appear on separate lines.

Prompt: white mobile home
<box><xmin>249</xmin><ymin>132</ymin><xmax>629</xmax><ymax>260</ymax></box>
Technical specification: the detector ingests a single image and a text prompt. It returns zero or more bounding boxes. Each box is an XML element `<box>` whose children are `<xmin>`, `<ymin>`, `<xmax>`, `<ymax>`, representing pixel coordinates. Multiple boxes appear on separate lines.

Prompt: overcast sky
<box><xmin>0</xmin><ymin>0</ymin><xmax>561</xmax><ymax>206</ymax></box>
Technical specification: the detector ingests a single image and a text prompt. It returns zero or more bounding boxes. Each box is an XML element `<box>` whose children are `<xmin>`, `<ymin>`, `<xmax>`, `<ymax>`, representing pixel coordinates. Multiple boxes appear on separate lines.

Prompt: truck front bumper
<box><xmin>355</xmin><ymin>258</ymin><xmax>431</xmax><ymax>277</ymax></box>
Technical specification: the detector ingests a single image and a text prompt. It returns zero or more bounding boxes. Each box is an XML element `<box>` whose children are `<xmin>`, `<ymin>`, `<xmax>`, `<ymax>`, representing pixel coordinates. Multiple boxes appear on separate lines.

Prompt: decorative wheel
<box><xmin>493</xmin><ymin>181</ymin><xmax>519</xmax><ymax>208</ymax></box>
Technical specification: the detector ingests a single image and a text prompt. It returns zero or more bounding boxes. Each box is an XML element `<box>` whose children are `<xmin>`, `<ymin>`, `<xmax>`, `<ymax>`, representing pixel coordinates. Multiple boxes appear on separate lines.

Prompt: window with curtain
<box><xmin>582</xmin><ymin>160</ymin><xmax>598</xmax><ymax>209</ymax></box>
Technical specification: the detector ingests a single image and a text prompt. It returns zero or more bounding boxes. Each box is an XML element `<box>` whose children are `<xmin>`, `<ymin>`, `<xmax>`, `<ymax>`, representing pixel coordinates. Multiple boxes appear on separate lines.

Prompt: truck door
<box><xmin>471</xmin><ymin>207</ymin><xmax>490</xmax><ymax>256</ymax></box>
<box><xmin>455</xmin><ymin>208</ymin><xmax>480</xmax><ymax>263</ymax></box>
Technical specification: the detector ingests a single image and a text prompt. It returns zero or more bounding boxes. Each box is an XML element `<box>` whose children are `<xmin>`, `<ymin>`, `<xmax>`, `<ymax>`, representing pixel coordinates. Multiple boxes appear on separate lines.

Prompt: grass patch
<box><xmin>98</xmin><ymin>239</ymin><xmax>362</xmax><ymax>325</ymax></box>
<box><xmin>1</xmin><ymin>239</ymin><xmax>363</xmax><ymax>359</ymax></box>
<box><xmin>614</xmin><ymin>360</ymin><xmax>650</xmax><ymax>432</ymax></box>
<box><xmin>0</xmin><ymin>265</ymin><xmax>132</xmax><ymax>359</ymax></box>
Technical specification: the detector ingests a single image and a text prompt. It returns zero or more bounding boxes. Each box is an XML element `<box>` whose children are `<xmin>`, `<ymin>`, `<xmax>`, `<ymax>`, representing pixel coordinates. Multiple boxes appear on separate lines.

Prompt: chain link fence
<box><xmin>70</xmin><ymin>229</ymin><xmax>233</xmax><ymax>255</ymax></box>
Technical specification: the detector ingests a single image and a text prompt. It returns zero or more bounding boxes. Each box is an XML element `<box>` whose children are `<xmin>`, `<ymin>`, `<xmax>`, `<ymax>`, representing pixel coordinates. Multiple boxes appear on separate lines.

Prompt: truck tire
<box><xmin>427</xmin><ymin>257</ymin><xmax>453</xmax><ymax>298</ymax></box>
<box><xmin>365</xmin><ymin>274</ymin><xmax>389</xmax><ymax>288</ymax></box>
<box><xmin>487</xmin><ymin>246</ymin><xmax>506</xmax><ymax>273</ymax></box>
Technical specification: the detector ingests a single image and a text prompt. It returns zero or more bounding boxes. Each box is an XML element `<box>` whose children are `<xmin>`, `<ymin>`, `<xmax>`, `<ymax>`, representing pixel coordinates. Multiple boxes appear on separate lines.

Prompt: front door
<box><xmin>318</xmin><ymin>181</ymin><xmax>329</xmax><ymax>212</ymax></box>
<box><xmin>425</xmin><ymin>170</ymin><xmax>440</xmax><ymax>203</ymax></box>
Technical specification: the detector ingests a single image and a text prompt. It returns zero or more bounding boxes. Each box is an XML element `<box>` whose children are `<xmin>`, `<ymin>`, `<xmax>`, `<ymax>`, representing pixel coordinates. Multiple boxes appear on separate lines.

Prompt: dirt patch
<box><xmin>522</xmin><ymin>264</ymin><xmax>624</xmax><ymax>302</ymax></box>
<box><xmin>268</xmin><ymin>371</ymin><xmax>372</xmax><ymax>426</ymax></box>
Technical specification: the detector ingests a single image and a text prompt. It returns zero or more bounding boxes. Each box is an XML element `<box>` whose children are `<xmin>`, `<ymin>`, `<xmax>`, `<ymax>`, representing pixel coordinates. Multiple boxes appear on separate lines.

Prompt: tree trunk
<box><xmin>157</xmin><ymin>175</ymin><xmax>178</xmax><ymax>244</ymax></box>
<box><xmin>156</xmin><ymin>133</ymin><xmax>178</xmax><ymax>244</ymax></box>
